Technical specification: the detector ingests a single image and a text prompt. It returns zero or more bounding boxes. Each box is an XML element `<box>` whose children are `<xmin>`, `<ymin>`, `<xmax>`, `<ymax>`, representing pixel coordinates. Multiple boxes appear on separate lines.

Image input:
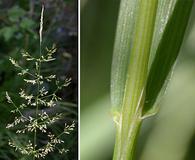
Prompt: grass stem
<box><xmin>112</xmin><ymin>0</ymin><xmax>158</xmax><ymax>159</ymax></box>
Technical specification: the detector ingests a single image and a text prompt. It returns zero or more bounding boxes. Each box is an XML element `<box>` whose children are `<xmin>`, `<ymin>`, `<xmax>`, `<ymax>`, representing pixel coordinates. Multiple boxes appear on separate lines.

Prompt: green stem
<box><xmin>113</xmin><ymin>0</ymin><xmax>158</xmax><ymax>159</ymax></box>
<box><xmin>113</xmin><ymin>117</ymin><xmax>142</xmax><ymax>160</ymax></box>
<box><xmin>33</xmin><ymin>5</ymin><xmax>44</xmax><ymax>159</ymax></box>
<box><xmin>33</xmin><ymin>35</ymin><xmax>42</xmax><ymax>160</ymax></box>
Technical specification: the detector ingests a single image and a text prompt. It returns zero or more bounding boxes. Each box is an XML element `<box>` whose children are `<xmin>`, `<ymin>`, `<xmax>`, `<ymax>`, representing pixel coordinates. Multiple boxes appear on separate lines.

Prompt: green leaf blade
<box><xmin>143</xmin><ymin>0</ymin><xmax>194</xmax><ymax>115</ymax></box>
<box><xmin>111</xmin><ymin>0</ymin><xmax>139</xmax><ymax>112</ymax></box>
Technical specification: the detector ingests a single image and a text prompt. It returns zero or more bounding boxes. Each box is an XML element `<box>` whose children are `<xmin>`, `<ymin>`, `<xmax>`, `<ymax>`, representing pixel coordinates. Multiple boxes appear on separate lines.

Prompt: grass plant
<box><xmin>111</xmin><ymin>0</ymin><xmax>194</xmax><ymax>159</ymax></box>
<box><xmin>5</xmin><ymin>5</ymin><xmax>75</xmax><ymax>159</ymax></box>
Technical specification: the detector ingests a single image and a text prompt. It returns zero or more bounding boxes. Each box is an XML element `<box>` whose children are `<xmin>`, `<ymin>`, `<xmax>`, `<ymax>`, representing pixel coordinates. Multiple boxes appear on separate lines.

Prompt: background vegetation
<box><xmin>81</xmin><ymin>0</ymin><xmax>195</xmax><ymax>160</ymax></box>
<box><xmin>0</xmin><ymin>0</ymin><xmax>77</xmax><ymax>159</ymax></box>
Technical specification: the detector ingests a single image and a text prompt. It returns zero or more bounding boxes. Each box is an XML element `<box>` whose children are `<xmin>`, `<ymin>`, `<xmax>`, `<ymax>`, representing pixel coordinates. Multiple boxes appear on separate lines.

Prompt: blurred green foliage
<box><xmin>81</xmin><ymin>0</ymin><xmax>119</xmax><ymax>159</ymax></box>
<box><xmin>81</xmin><ymin>0</ymin><xmax>119</xmax><ymax>108</ymax></box>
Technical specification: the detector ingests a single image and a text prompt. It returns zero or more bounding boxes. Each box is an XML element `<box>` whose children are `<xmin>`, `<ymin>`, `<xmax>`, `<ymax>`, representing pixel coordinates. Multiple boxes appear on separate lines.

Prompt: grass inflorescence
<box><xmin>5</xmin><ymin>5</ymin><xmax>75</xmax><ymax>159</ymax></box>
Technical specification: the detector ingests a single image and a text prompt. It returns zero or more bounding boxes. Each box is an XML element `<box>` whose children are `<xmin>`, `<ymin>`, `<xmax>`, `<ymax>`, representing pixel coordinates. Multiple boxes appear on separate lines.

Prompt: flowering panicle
<box><xmin>6</xmin><ymin>5</ymin><xmax>75</xmax><ymax>159</ymax></box>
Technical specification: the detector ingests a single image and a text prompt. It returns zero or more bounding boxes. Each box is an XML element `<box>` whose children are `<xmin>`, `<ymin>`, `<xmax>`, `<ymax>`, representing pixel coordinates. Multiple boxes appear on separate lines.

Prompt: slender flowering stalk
<box><xmin>34</xmin><ymin>5</ymin><xmax>45</xmax><ymax>157</ymax></box>
<box><xmin>6</xmin><ymin>5</ymin><xmax>75</xmax><ymax>159</ymax></box>
<box><xmin>39</xmin><ymin>5</ymin><xmax>44</xmax><ymax>46</ymax></box>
